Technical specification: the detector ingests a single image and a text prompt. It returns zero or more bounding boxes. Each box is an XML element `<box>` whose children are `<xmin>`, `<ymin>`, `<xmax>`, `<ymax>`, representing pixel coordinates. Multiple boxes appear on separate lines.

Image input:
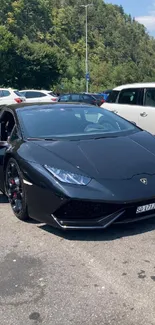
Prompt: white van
<box><xmin>101</xmin><ymin>83</ymin><xmax>155</xmax><ymax>134</ymax></box>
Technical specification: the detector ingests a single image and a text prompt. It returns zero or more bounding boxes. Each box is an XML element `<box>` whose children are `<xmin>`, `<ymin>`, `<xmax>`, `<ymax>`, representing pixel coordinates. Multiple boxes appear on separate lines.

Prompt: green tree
<box><xmin>1</xmin><ymin>0</ymin><xmax>155</xmax><ymax>91</ymax></box>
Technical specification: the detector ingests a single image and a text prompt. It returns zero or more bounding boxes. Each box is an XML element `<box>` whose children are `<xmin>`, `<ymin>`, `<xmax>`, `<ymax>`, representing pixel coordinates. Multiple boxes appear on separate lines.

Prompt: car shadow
<box><xmin>0</xmin><ymin>193</ymin><xmax>8</xmax><ymax>203</ymax></box>
<box><xmin>38</xmin><ymin>217</ymin><xmax>155</xmax><ymax>241</ymax></box>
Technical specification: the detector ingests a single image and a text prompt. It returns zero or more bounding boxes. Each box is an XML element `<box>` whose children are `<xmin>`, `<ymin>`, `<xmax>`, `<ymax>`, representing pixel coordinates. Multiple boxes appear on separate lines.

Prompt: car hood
<box><xmin>29</xmin><ymin>131</ymin><xmax>155</xmax><ymax>180</ymax></box>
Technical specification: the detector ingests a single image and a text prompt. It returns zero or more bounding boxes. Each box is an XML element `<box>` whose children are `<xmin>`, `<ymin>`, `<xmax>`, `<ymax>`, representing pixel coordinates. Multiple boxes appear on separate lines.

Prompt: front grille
<box><xmin>55</xmin><ymin>197</ymin><xmax>155</xmax><ymax>223</ymax></box>
<box><xmin>55</xmin><ymin>200</ymin><xmax>122</xmax><ymax>221</ymax></box>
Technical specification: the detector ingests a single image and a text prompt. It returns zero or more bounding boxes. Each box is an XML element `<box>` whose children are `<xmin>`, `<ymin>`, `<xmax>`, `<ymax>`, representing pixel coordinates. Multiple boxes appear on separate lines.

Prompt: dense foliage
<box><xmin>0</xmin><ymin>0</ymin><xmax>155</xmax><ymax>91</ymax></box>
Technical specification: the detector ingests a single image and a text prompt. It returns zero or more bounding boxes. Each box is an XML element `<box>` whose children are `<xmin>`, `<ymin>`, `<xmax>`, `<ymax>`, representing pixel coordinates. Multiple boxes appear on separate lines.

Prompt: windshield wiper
<box><xmin>94</xmin><ymin>135</ymin><xmax>118</xmax><ymax>140</ymax></box>
<box><xmin>44</xmin><ymin>138</ymin><xmax>58</xmax><ymax>141</ymax></box>
<box><xmin>27</xmin><ymin>137</ymin><xmax>44</xmax><ymax>141</ymax></box>
<box><xmin>27</xmin><ymin>137</ymin><xmax>57</xmax><ymax>141</ymax></box>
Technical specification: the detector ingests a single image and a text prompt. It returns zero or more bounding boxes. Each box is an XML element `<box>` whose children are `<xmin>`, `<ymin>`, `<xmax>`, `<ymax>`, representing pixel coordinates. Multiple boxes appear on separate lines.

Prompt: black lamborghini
<box><xmin>1</xmin><ymin>102</ymin><xmax>155</xmax><ymax>229</ymax></box>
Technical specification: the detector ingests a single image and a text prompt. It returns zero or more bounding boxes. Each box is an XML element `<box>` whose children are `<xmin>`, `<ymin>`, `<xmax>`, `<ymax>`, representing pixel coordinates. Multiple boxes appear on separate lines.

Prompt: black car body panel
<box><xmin>1</xmin><ymin>103</ymin><xmax>155</xmax><ymax>229</ymax></box>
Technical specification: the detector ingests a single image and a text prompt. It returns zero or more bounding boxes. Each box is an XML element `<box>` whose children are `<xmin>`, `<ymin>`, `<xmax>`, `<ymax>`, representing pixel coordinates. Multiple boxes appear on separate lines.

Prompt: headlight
<box><xmin>44</xmin><ymin>165</ymin><xmax>91</xmax><ymax>185</ymax></box>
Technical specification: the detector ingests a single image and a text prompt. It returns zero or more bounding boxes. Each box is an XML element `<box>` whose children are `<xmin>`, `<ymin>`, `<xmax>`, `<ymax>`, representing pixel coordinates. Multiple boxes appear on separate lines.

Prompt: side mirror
<box><xmin>130</xmin><ymin>121</ymin><xmax>137</xmax><ymax>125</ymax></box>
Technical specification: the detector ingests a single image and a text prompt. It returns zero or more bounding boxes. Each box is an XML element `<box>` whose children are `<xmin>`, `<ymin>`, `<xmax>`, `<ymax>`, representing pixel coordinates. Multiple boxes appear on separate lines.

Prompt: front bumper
<box><xmin>50</xmin><ymin>198</ymin><xmax>155</xmax><ymax>229</ymax></box>
<box><xmin>23</xmin><ymin>162</ymin><xmax>155</xmax><ymax>229</ymax></box>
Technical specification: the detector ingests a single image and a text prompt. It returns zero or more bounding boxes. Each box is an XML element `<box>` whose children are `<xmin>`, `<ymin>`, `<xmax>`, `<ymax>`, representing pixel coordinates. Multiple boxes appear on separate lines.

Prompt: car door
<box><xmin>81</xmin><ymin>94</ymin><xmax>93</xmax><ymax>104</ymax></box>
<box><xmin>0</xmin><ymin>111</ymin><xmax>16</xmax><ymax>192</ymax></box>
<box><xmin>111</xmin><ymin>88</ymin><xmax>142</xmax><ymax>125</ymax></box>
<box><xmin>59</xmin><ymin>94</ymin><xmax>71</xmax><ymax>102</ymax></box>
<box><xmin>102</xmin><ymin>89</ymin><xmax>140</xmax><ymax>124</ymax></box>
<box><xmin>70</xmin><ymin>94</ymin><xmax>80</xmax><ymax>102</ymax></box>
<box><xmin>139</xmin><ymin>87</ymin><xmax>155</xmax><ymax>134</ymax></box>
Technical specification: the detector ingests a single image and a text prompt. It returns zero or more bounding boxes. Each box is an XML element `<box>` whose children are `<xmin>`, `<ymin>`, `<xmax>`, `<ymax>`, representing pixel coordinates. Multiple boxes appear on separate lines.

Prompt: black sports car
<box><xmin>1</xmin><ymin>102</ymin><xmax>155</xmax><ymax>229</ymax></box>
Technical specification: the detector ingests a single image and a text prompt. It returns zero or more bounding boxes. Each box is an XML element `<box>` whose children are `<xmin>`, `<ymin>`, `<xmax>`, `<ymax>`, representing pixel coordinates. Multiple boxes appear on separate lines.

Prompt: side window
<box><xmin>118</xmin><ymin>89</ymin><xmax>139</xmax><ymax>105</ymax></box>
<box><xmin>0</xmin><ymin>91</ymin><xmax>3</xmax><ymax>97</ymax></box>
<box><xmin>71</xmin><ymin>94</ymin><xmax>80</xmax><ymax>101</ymax></box>
<box><xmin>2</xmin><ymin>90</ymin><xmax>10</xmax><ymax>97</ymax></box>
<box><xmin>144</xmin><ymin>88</ymin><xmax>155</xmax><ymax>107</ymax></box>
<box><xmin>83</xmin><ymin>95</ymin><xmax>89</xmax><ymax>100</ymax></box>
<box><xmin>59</xmin><ymin>95</ymin><xmax>70</xmax><ymax>101</ymax></box>
<box><xmin>82</xmin><ymin>95</ymin><xmax>91</xmax><ymax>101</ymax></box>
<box><xmin>38</xmin><ymin>92</ymin><xmax>47</xmax><ymax>97</ymax></box>
<box><xmin>25</xmin><ymin>91</ymin><xmax>44</xmax><ymax>98</ymax></box>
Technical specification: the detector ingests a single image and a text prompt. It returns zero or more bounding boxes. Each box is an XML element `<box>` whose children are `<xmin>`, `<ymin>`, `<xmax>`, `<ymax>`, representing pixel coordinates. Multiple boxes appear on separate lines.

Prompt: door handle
<box><xmin>113</xmin><ymin>110</ymin><xmax>118</xmax><ymax>114</ymax></box>
<box><xmin>140</xmin><ymin>112</ymin><xmax>148</xmax><ymax>117</ymax></box>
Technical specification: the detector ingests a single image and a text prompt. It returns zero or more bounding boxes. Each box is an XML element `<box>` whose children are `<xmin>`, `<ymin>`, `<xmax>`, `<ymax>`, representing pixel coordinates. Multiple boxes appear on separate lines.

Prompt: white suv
<box><xmin>0</xmin><ymin>88</ymin><xmax>26</xmax><ymax>105</ymax></box>
<box><xmin>101</xmin><ymin>83</ymin><xmax>155</xmax><ymax>134</ymax></box>
<box><xmin>19</xmin><ymin>90</ymin><xmax>58</xmax><ymax>103</ymax></box>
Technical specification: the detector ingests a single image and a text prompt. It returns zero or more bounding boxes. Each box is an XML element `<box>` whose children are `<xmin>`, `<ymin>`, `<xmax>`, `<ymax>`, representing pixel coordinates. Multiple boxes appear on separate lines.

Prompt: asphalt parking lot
<box><xmin>0</xmin><ymin>193</ymin><xmax>155</xmax><ymax>325</ymax></box>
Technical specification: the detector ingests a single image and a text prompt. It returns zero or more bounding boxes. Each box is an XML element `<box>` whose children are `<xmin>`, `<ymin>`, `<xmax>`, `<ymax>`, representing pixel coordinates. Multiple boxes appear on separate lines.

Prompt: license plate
<box><xmin>136</xmin><ymin>203</ymin><xmax>155</xmax><ymax>214</ymax></box>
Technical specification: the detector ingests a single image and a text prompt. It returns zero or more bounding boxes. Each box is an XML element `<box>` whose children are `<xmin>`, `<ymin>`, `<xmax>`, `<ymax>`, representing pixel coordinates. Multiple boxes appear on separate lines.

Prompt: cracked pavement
<box><xmin>0</xmin><ymin>193</ymin><xmax>155</xmax><ymax>325</ymax></box>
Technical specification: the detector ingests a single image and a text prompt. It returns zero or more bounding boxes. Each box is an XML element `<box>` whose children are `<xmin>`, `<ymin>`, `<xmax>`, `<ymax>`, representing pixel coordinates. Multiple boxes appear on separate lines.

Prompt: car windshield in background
<box><xmin>106</xmin><ymin>90</ymin><xmax>119</xmax><ymax>103</ymax></box>
<box><xmin>17</xmin><ymin>105</ymin><xmax>140</xmax><ymax>140</ymax></box>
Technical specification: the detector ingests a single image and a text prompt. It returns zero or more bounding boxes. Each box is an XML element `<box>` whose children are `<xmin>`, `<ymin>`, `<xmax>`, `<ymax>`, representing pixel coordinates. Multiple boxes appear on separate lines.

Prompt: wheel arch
<box><xmin>3</xmin><ymin>153</ymin><xmax>15</xmax><ymax>172</ymax></box>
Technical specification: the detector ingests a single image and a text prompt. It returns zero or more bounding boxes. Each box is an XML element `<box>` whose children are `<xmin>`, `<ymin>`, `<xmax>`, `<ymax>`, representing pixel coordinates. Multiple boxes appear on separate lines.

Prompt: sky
<box><xmin>105</xmin><ymin>0</ymin><xmax>155</xmax><ymax>36</ymax></box>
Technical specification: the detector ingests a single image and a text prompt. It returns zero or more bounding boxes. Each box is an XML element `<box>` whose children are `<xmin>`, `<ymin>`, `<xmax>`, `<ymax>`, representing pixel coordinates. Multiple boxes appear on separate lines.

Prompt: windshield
<box><xmin>17</xmin><ymin>105</ymin><xmax>140</xmax><ymax>140</ymax></box>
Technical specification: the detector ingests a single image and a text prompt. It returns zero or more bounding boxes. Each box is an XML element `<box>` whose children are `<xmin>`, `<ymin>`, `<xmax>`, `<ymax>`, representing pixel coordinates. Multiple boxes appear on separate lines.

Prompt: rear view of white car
<box><xmin>0</xmin><ymin>88</ymin><xmax>26</xmax><ymax>105</ymax></box>
<box><xmin>19</xmin><ymin>90</ymin><xmax>58</xmax><ymax>103</ymax></box>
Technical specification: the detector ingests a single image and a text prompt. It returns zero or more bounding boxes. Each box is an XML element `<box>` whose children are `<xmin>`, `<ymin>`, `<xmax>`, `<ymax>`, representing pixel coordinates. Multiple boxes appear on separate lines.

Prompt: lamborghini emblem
<box><xmin>140</xmin><ymin>178</ymin><xmax>148</xmax><ymax>185</ymax></box>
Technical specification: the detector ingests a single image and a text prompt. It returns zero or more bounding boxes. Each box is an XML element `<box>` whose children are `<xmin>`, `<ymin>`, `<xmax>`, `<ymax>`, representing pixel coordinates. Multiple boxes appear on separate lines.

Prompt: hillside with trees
<box><xmin>0</xmin><ymin>0</ymin><xmax>155</xmax><ymax>92</ymax></box>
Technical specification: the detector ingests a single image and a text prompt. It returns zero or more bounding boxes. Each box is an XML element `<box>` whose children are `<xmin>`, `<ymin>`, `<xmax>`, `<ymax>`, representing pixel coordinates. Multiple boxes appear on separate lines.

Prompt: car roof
<box><xmin>0</xmin><ymin>88</ymin><xmax>15</xmax><ymax>91</ymax></box>
<box><xmin>60</xmin><ymin>93</ymin><xmax>80</xmax><ymax>95</ymax></box>
<box><xmin>114</xmin><ymin>83</ymin><xmax>155</xmax><ymax>91</ymax></box>
<box><xmin>1</xmin><ymin>102</ymin><xmax>95</xmax><ymax>112</ymax></box>
<box><xmin>60</xmin><ymin>93</ymin><xmax>93</xmax><ymax>96</ymax></box>
<box><xmin>19</xmin><ymin>89</ymin><xmax>51</xmax><ymax>93</ymax></box>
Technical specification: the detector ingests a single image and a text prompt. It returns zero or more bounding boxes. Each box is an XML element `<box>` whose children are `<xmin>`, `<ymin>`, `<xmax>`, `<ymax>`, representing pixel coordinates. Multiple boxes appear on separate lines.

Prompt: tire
<box><xmin>5</xmin><ymin>158</ymin><xmax>29</xmax><ymax>221</ymax></box>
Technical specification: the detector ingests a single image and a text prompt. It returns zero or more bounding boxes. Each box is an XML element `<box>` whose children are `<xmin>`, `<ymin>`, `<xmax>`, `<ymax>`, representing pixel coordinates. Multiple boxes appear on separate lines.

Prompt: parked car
<box><xmin>58</xmin><ymin>93</ymin><xmax>98</xmax><ymax>105</ymax></box>
<box><xmin>19</xmin><ymin>90</ymin><xmax>58</xmax><ymax>103</ymax></box>
<box><xmin>100</xmin><ymin>89</ymin><xmax>112</xmax><ymax>101</ymax></box>
<box><xmin>101</xmin><ymin>83</ymin><xmax>155</xmax><ymax>134</ymax></box>
<box><xmin>84</xmin><ymin>93</ymin><xmax>105</xmax><ymax>106</ymax></box>
<box><xmin>0</xmin><ymin>88</ymin><xmax>26</xmax><ymax>106</ymax></box>
<box><xmin>1</xmin><ymin>103</ymin><xmax>155</xmax><ymax>229</ymax></box>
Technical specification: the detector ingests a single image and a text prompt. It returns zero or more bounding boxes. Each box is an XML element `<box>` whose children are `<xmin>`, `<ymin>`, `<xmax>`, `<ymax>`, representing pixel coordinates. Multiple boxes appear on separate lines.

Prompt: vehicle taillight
<box><xmin>100</xmin><ymin>99</ymin><xmax>106</xmax><ymax>104</ymax></box>
<box><xmin>51</xmin><ymin>98</ymin><xmax>57</xmax><ymax>101</ymax></box>
<box><xmin>15</xmin><ymin>98</ymin><xmax>22</xmax><ymax>103</ymax></box>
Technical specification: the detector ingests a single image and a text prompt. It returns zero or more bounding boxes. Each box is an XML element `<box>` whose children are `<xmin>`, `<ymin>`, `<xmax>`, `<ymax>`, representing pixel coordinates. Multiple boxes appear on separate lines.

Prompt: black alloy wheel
<box><xmin>5</xmin><ymin>158</ymin><xmax>29</xmax><ymax>221</ymax></box>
